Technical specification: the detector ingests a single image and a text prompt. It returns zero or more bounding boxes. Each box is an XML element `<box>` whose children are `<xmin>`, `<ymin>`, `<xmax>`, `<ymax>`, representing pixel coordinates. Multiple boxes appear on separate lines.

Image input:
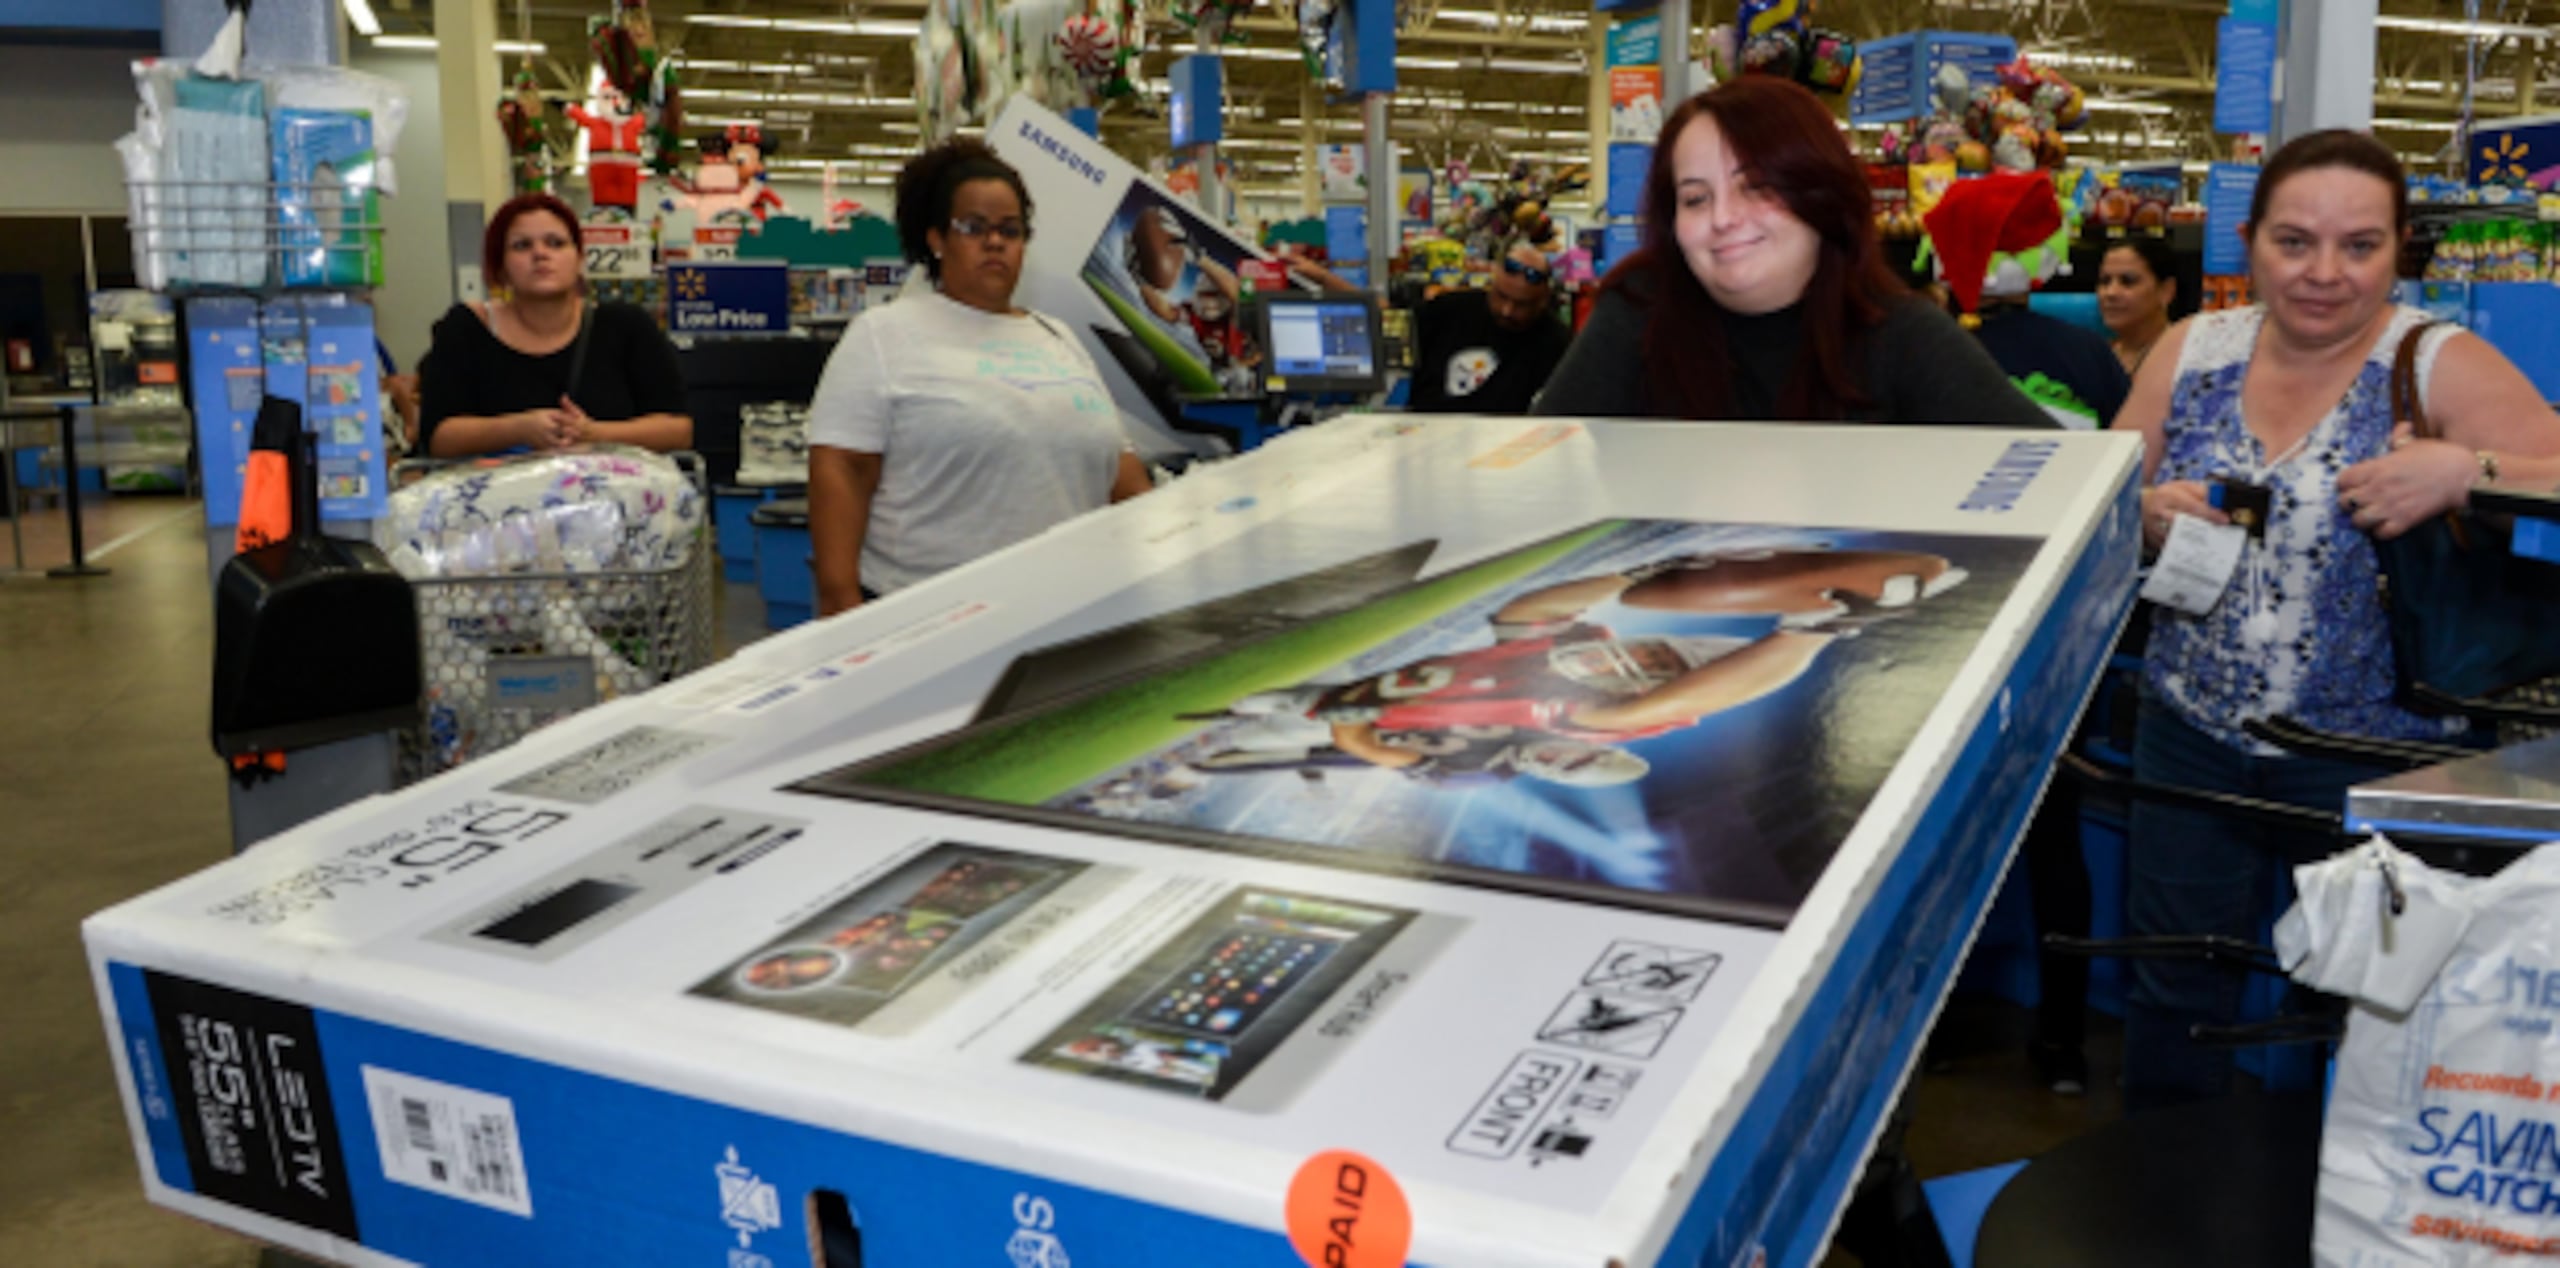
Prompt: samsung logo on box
<box><xmin>1018</xmin><ymin>119</ymin><xmax>1107</xmax><ymax>186</ymax></box>
<box><xmin>1960</xmin><ymin>439</ymin><xmax>2061</xmax><ymax>513</ymax></box>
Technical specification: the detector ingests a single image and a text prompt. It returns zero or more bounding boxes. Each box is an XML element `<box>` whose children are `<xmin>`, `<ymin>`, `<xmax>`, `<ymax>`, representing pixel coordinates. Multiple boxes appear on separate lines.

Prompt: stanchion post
<box><xmin>47</xmin><ymin>403</ymin><xmax>108</xmax><ymax>579</ymax></box>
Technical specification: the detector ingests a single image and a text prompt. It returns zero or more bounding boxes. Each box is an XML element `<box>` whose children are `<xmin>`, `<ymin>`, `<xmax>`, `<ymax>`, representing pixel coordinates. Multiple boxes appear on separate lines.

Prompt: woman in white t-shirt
<box><xmin>808</xmin><ymin>139</ymin><xmax>1151</xmax><ymax>614</ymax></box>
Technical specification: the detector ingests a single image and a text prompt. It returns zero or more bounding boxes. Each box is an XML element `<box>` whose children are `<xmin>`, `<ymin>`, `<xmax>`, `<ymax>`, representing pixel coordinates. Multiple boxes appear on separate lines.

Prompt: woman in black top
<box><xmin>419</xmin><ymin>192</ymin><xmax>692</xmax><ymax>457</ymax></box>
<box><xmin>1536</xmin><ymin>78</ymin><xmax>2051</xmax><ymax>428</ymax></box>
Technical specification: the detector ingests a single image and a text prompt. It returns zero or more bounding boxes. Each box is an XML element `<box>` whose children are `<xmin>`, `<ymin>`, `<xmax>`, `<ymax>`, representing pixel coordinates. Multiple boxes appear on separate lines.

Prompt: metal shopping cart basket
<box><xmin>390</xmin><ymin>450</ymin><xmax>714</xmax><ymax>784</ymax></box>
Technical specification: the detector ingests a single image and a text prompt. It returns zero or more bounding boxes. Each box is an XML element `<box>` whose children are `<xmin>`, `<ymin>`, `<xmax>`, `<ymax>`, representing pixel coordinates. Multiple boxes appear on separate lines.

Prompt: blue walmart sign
<box><xmin>667</xmin><ymin>261</ymin><xmax>790</xmax><ymax>333</ymax></box>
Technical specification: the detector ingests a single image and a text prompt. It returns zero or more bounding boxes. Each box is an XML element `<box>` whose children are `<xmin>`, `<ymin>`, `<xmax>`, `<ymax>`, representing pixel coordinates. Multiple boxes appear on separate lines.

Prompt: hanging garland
<box><xmin>496</xmin><ymin>66</ymin><xmax>552</xmax><ymax>194</ymax></box>
<box><xmin>587</xmin><ymin>0</ymin><xmax>685</xmax><ymax>175</ymax></box>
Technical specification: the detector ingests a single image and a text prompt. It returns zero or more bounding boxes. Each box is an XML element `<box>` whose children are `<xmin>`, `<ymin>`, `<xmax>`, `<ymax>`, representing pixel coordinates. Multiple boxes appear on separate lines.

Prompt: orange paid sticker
<box><xmin>1286</xmin><ymin>1149</ymin><xmax>1412</xmax><ymax>1268</ymax></box>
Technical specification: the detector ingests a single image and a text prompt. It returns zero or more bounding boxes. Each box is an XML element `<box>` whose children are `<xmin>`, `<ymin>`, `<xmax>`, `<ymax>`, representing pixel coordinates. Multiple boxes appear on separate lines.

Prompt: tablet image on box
<box><xmin>1021</xmin><ymin>888</ymin><xmax>1418</xmax><ymax>1104</ymax></box>
<box><xmin>693</xmin><ymin>843</ymin><xmax>1112</xmax><ymax>1034</ymax></box>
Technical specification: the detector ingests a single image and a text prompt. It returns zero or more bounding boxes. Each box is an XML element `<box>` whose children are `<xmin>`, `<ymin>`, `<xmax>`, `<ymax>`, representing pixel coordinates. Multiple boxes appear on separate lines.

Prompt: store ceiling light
<box><xmin>685</xmin><ymin>14</ymin><xmax>921</xmax><ymax>37</ymax></box>
<box><xmin>2374</xmin><ymin>117</ymin><xmax>2461</xmax><ymax>132</ymax></box>
<box><xmin>1486</xmin><ymin>57</ymin><xmax>1584</xmax><ymax>75</ymax></box>
<box><xmin>681</xmin><ymin>59</ymin><xmax>820</xmax><ymax>76</ymax></box>
<box><xmin>371</xmin><ymin>33</ymin><xmax>542</xmax><ymax>53</ymax></box>
<box><xmin>2375</xmin><ymin>14</ymin><xmax>2550</xmax><ymax>41</ymax></box>
<box><xmin>1434</xmin><ymin>9</ymin><xmax>1586</xmax><ymax>33</ymax></box>
<box><xmin>688</xmin><ymin>88</ymin><xmax>905</xmax><ymax>108</ymax></box>
<box><xmin>2078</xmin><ymin>99</ymin><xmax>2176</xmax><ymax>115</ymax></box>
<box><xmin>341</xmin><ymin>0</ymin><xmax>380</xmax><ymax>38</ymax></box>
<box><xmin>2022</xmin><ymin>47</ymin><xmax>2132</xmax><ymax>72</ymax></box>
<box><xmin>1395</xmin><ymin>56</ymin><xmax>1462</xmax><ymax>71</ymax></box>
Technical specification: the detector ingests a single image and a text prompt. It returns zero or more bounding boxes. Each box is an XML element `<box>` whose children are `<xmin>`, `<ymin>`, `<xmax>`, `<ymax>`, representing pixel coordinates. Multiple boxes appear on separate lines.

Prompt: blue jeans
<box><xmin>2123</xmin><ymin>700</ymin><xmax>2392</xmax><ymax>1112</ymax></box>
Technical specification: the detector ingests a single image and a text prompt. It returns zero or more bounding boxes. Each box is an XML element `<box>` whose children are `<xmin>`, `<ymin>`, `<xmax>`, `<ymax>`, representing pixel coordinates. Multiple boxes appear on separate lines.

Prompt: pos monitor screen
<box><xmin>1253</xmin><ymin>294</ymin><xmax>1383</xmax><ymax>396</ymax></box>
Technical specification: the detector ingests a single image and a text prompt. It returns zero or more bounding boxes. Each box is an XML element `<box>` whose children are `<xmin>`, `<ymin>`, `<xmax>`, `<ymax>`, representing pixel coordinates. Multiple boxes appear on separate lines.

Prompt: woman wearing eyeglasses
<box><xmin>1533</xmin><ymin>78</ymin><xmax>2051</xmax><ymax>429</ymax></box>
<box><xmin>807</xmin><ymin>139</ymin><xmax>1152</xmax><ymax>615</ymax></box>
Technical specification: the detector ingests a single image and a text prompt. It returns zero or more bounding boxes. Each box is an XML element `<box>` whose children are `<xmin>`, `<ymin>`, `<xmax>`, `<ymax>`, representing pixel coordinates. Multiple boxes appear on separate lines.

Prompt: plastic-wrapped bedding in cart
<box><xmin>378</xmin><ymin>447</ymin><xmax>711</xmax><ymax>778</ymax></box>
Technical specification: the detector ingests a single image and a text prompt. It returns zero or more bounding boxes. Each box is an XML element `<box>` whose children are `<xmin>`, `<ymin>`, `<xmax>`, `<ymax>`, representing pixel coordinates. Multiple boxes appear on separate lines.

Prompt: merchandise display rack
<box><xmin>121</xmin><ymin>178</ymin><xmax>388</xmax><ymax>294</ymax></box>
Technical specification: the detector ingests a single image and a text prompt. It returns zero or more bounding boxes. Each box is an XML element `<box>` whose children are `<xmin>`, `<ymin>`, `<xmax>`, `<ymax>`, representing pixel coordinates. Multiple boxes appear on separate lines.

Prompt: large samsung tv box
<box><xmin>88</xmin><ymin>417</ymin><xmax>2139</xmax><ymax>1267</ymax></box>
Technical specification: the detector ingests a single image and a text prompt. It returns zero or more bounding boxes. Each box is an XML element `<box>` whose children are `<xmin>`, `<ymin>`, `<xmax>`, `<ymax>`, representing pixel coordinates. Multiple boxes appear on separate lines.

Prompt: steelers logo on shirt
<box><xmin>1446</xmin><ymin>347</ymin><xmax>1500</xmax><ymax>397</ymax></box>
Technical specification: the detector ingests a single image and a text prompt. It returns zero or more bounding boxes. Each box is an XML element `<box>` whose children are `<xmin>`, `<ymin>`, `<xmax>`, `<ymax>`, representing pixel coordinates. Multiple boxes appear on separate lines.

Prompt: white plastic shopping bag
<box><xmin>2282</xmin><ymin>836</ymin><xmax>2560</xmax><ymax>1266</ymax></box>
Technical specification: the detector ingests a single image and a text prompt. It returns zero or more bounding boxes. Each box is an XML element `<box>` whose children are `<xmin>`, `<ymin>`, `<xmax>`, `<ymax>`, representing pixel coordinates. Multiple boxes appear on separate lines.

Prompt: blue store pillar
<box><xmin>1334</xmin><ymin>0</ymin><xmax>1397</xmax><ymax>279</ymax></box>
<box><xmin>1171</xmin><ymin>53</ymin><xmax>1227</xmax><ymax>223</ymax></box>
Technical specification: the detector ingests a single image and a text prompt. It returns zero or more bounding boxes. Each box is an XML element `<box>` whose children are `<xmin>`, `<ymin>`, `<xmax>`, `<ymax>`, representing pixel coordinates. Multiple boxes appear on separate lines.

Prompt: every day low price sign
<box><xmin>667</xmin><ymin>261</ymin><xmax>790</xmax><ymax>334</ymax></box>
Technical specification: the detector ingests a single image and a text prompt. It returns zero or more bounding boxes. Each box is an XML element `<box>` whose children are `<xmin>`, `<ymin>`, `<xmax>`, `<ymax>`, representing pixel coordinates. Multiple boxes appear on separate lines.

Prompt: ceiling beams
<box><xmin>379</xmin><ymin>0</ymin><xmax>2560</xmax><ymax>197</ymax></box>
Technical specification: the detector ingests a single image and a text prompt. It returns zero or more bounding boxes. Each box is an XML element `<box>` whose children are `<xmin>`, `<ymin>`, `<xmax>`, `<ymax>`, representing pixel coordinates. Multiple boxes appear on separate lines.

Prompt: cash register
<box><xmin>1173</xmin><ymin>292</ymin><xmax>1387</xmax><ymax>452</ymax></box>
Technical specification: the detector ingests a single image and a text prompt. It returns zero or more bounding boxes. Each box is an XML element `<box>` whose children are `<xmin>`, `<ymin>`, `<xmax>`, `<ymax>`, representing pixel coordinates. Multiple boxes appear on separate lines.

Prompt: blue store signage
<box><xmin>668</xmin><ymin>261</ymin><xmax>790</xmax><ymax>334</ymax></box>
<box><xmin>2203</xmin><ymin>164</ymin><xmax>2260</xmax><ymax>276</ymax></box>
<box><xmin>2213</xmin><ymin>19</ymin><xmax>2276</xmax><ymax>136</ymax></box>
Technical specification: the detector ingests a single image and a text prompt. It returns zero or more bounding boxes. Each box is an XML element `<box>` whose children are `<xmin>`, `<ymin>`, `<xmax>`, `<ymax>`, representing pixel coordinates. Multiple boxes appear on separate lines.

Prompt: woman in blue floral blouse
<box><xmin>2108</xmin><ymin>130</ymin><xmax>2560</xmax><ymax>1110</ymax></box>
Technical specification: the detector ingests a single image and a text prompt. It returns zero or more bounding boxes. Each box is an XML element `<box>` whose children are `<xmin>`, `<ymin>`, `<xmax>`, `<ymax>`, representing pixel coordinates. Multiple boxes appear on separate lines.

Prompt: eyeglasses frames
<box><xmin>949</xmin><ymin>216</ymin><xmax>1033</xmax><ymax>243</ymax></box>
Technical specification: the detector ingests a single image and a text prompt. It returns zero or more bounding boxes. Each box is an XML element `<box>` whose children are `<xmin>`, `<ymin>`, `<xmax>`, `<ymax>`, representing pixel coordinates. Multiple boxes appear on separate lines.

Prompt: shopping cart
<box><xmin>388</xmin><ymin>450</ymin><xmax>714</xmax><ymax>784</ymax></box>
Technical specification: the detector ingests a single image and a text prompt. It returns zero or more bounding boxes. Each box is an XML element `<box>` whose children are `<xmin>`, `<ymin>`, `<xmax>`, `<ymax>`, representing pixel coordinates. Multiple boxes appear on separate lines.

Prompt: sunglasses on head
<box><xmin>1502</xmin><ymin>256</ymin><xmax>1552</xmax><ymax>285</ymax></box>
<box><xmin>950</xmin><ymin>215</ymin><xmax>1033</xmax><ymax>243</ymax></box>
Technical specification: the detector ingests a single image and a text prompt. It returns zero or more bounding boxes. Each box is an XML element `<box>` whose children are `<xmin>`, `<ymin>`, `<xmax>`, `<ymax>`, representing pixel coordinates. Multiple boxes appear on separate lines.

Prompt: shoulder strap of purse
<box><xmin>2391</xmin><ymin>318</ymin><xmax>2440</xmax><ymax>442</ymax></box>
<box><xmin>2390</xmin><ymin>317</ymin><xmax>2477</xmax><ymax>547</ymax></box>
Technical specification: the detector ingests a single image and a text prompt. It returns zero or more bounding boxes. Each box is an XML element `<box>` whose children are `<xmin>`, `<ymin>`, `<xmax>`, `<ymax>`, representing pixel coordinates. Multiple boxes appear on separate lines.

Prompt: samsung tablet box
<box><xmin>88</xmin><ymin>417</ymin><xmax>2139</xmax><ymax>1267</ymax></box>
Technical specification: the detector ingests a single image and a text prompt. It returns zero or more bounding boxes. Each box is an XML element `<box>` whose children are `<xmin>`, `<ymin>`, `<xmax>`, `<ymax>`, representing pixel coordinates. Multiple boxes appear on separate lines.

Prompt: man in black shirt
<box><xmin>1408</xmin><ymin>244</ymin><xmax>1569</xmax><ymax>415</ymax></box>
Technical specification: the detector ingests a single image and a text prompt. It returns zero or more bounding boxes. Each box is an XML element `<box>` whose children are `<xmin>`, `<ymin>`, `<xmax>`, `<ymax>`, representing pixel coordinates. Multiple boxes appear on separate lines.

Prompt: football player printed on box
<box><xmin>1207</xmin><ymin>546</ymin><xmax>1968</xmax><ymax>787</ymax></box>
<box><xmin>1188</xmin><ymin>284</ymin><xmax>1261</xmax><ymax>396</ymax></box>
<box><xmin>567</xmin><ymin>86</ymin><xmax>649</xmax><ymax>214</ymax></box>
<box><xmin>1124</xmin><ymin>206</ymin><xmax>1250</xmax><ymax>388</ymax></box>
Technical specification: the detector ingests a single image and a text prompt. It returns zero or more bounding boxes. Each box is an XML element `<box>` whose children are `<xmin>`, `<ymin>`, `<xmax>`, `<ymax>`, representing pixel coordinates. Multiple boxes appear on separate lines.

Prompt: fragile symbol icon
<box><xmin>1537</xmin><ymin>991</ymin><xmax>1682</xmax><ymax>1059</ymax></box>
<box><xmin>716</xmin><ymin>1146</ymin><xmax>782</xmax><ymax>1247</ymax></box>
<box><xmin>1582</xmin><ymin>939</ymin><xmax>1721</xmax><ymax>1004</ymax></box>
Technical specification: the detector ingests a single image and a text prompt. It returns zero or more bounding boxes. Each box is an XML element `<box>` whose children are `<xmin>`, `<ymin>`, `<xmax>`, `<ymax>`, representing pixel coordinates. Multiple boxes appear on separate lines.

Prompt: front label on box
<box><xmin>359</xmin><ymin>1066</ymin><xmax>534</xmax><ymax>1217</ymax></box>
<box><xmin>142</xmin><ymin>971</ymin><xmax>360</xmax><ymax>1240</ymax></box>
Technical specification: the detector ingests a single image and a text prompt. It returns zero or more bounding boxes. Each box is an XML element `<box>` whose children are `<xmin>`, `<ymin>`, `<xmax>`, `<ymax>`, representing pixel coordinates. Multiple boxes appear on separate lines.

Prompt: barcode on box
<box><xmin>361</xmin><ymin>1066</ymin><xmax>535</xmax><ymax>1217</ymax></box>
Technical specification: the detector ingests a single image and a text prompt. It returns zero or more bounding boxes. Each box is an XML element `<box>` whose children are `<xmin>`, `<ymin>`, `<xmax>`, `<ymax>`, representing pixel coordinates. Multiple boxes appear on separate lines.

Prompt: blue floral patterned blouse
<box><xmin>2144</xmin><ymin>304</ymin><xmax>2466</xmax><ymax>755</ymax></box>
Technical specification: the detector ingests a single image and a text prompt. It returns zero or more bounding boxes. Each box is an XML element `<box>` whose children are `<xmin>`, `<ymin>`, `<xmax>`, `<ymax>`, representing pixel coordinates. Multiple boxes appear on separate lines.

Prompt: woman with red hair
<box><xmin>1535</xmin><ymin>77</ymin><xmax>2049</xmax><ymax>428</ymax></box>
<box><xmin>418</xmin><ymin>192</ymin><xmax>691</xmax><ymax>457</ymax></box>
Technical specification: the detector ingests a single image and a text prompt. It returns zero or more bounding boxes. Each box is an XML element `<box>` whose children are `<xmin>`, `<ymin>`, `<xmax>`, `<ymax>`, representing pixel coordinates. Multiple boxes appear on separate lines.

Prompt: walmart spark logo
<box><xmin>675</xmin><ymin>269</ymin><xmax>710</xmax><ymax>300</ymax></box>
<box><xmin>2482</xmin><ymin>132</ymin><xmax>2532</xmax><ymax>184</ymax></box>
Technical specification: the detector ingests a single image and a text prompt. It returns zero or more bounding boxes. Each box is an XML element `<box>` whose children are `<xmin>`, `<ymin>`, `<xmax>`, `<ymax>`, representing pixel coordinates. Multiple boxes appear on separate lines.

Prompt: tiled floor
<box><xmin>0</xmin><ymin>494</ymin><xmax>2118</xmax><ymax>1267</ymax></box>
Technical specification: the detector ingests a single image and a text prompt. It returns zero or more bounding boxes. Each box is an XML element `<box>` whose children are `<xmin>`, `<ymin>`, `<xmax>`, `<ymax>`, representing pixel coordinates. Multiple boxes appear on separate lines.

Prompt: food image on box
<box><xmin>802</xmin><ymin>519</ymin><xmax>2037</xmax><ymax>925</ymax></box>
<box><xmin>1021</xmin><ymin>888</ymin><xmax>1421</xmax><ymax>1106</ymax></box>
<box><xmin>693</xmin><ymin>843</ymin><xmax>1120</xmax><ymax>1035</ymax></box>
